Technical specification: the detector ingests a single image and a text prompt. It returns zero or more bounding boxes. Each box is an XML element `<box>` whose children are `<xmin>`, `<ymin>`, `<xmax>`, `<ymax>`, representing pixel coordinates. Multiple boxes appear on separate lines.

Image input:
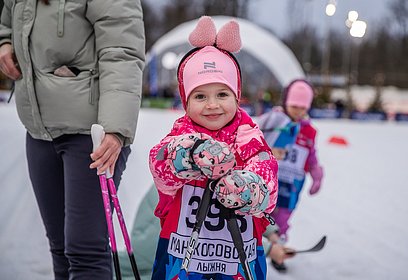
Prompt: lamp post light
<box><xmin>349</xmin><ymin>20</ymin><xmax>367</xmax><ymax>85</ymax></box>
<box><xmin>325</xmin><ymin>2</ymin><xmax>336</xmax><ymax>16</ymax></box>
<box><xmin>350</xmin><ymin>20</ymin><xmax>367</xmax><ymax>38</ymax></box>
<box><xmin>343</xmin><ymin>11</ymin><xmax>367</xmax><ymax>116</ymax></box>
<box><xmin>301</xmin><ymin>0</ymin><xmax>314</xmax><ymax>75</ymax></box>
<box><xmin>321</xmin><ymin>0</ymin><xmax>336</xmax><ymax>86</ymax></box>
<box><xmin>343</xmin><ymin>10</ymin><xmax>358</xmax><ymax>81</ymax></box>
<box><xmin>345</xmin><ymin>10</ymin><xmax>359</xmax><ymax>28</ymax></box>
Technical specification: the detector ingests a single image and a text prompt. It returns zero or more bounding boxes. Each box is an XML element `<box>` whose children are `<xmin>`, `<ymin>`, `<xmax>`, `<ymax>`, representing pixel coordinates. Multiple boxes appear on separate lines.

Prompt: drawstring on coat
<box><xmin>57</xmin><ymin>0</ymin><xmax>66</xmax><ymax>37</ymax></box>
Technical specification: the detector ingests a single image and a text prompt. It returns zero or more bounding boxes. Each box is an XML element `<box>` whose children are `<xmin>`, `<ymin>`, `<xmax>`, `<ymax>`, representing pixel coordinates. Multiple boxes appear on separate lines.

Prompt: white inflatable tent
<box><xmin>147</xmin><ymin>16</ymin><xmax>305</xmax><ymax>88</ymax></box>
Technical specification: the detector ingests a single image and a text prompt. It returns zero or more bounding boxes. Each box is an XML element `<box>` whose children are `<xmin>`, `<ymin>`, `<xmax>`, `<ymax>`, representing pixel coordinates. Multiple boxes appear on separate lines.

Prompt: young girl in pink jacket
<box><xmin>148</xmin><ymin>16</ymin><xmax>278</xmax><ymax>279</ymax></box>
<box><xmin>258</xmin><ymin>79</ymin><xmax>324</xmax><ymax>272</ymax></box>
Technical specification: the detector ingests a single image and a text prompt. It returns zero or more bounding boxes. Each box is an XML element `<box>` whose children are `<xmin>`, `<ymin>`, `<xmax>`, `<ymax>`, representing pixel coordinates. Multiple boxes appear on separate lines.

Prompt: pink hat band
<box><xmin>178</xmin><ymin>46</ymin><xmax>240</xmax><ymax>109</ymax></box>
<box><xmin>285</xmin><ymin>81</ymin><xmax>314</xmax><ymax>109</ymax></box>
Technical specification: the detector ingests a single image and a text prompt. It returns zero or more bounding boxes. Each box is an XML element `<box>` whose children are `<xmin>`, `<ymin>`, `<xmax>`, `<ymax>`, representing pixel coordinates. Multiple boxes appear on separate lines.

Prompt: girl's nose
<box><xmin>206</xmin><ymin>97</ymin><xmax>219</xmax><ymax>108</ymax></box>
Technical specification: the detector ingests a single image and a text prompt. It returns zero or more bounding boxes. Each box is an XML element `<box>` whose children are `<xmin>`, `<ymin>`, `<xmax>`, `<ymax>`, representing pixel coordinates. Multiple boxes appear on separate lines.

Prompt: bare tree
<box><xmin>388</xmin><ymin>0</ymin><xmax>408</xmax><ymax>37</ymax></box>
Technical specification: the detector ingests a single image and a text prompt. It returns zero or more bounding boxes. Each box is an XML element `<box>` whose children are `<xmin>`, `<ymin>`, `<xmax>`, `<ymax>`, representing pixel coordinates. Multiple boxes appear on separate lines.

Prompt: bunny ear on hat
<box><xmin>216</xmin><ymin>20</ymin><xmax>242</xmax><ymax>53</ymax></box>
<box><xmin>189</xmin><ymin>16</ymin><xmax>217</xmax><ymax>47</ymax></box>
<box><xmin>189</xmin><ymin>16</ymin><xmax>242</xmax><ymax>53</ymax></box>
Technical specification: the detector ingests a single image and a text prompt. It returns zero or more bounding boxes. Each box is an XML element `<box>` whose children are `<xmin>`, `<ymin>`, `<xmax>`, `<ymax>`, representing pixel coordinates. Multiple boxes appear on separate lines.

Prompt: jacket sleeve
<box><xmin>304</xmin><ymin>124</ymin><xmax>319</xmax><ymax>172</ymax></box>
<box><xmin>149</xmin><ymin>135</ymin><xmax>188</xmax><ymax>196</ymax></box>
<box><xmin>86</xmin><ymin>0</ymin><xmax>145</xmax><ymax>146</ymax></box>
<box><xmin>0</xmin><ymin>0</ymin><xmax>12</xmax><ymax>46</ymax></box>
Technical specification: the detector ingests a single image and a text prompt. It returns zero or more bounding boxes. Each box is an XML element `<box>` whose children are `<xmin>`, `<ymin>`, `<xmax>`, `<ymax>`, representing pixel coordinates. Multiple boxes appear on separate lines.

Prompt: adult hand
<box><xmin>0</xmin><ymin>44</ymin><xmax>22</xmax><ymax>80</ymax></box>
<box><xmin>270</xmin><ymin>243</ymin><xmax>296</xmax><ymax>264</ymax></box>
<box><xmin>90</xmin><ymin>133</ymin><xmax>122</xmax><ymax>175</ymax></box>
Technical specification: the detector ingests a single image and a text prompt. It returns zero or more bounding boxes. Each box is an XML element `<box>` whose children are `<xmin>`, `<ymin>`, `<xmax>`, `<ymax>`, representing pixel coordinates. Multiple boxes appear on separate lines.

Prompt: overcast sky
<box><xmin>248</xmin><ymin>0</ymin><xmax>389</xmax><ymax>38</ymax></box>
<box><xmin>146</xmin><ymin>0</ymin><xmax>392</xmax><ymax>39</ymax></box>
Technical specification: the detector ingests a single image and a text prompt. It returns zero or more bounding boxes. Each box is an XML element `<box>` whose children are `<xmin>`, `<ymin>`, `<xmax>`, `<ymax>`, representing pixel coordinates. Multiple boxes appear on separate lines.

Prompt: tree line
<box><xmin>0</xmin><ymin>0</ymin><xmax>406</xmax><ymax>90</ymax></box>
<box><xmin>142</xmin><ymin>0</ymin><xmax>408</xmax><ymax>89</ymax></box>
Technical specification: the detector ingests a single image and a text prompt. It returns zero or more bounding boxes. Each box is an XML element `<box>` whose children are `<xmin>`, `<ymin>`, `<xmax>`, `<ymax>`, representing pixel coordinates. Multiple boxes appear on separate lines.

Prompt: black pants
<box><xmin>26</xmin><ymin>133</ymin><xmax>131</xmax><ymax>280</ymax></box>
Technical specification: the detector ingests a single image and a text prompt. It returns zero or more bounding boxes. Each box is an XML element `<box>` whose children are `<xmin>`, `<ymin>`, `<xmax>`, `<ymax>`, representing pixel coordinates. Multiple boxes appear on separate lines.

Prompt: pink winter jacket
<box><xmin>149</xmin><ymin>108</ymin><xmax>278</xmax><ymax>223</ymax></box>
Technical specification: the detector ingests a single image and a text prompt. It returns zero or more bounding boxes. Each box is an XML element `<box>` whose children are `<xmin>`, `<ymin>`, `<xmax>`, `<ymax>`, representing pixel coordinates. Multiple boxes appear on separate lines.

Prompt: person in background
<box><xmin>257</xmin><ymin>79</ymin><xmax>324</xmax><ymax>272</ymax></box>
<box><xmin>0</xmin><ymin>0</ymin><xmax>145</xmax><ymax>279</ymax></box>
<box><xmin>149</xmin><ymin>16</ymin><xmax>278</xmax><ymax>279</ymax></box>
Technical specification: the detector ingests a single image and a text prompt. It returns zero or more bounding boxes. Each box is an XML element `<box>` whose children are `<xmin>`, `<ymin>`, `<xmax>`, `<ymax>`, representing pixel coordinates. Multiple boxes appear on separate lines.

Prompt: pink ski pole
<box><xmin>91</xmin><ymin>124</ymin><xmax>141</xmax><ymax>280</ymax></box>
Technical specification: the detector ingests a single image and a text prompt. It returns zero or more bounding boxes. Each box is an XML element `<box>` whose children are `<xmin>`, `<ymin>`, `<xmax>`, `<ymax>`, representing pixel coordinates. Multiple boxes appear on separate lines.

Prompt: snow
<box><xmin>1</xmin><ymin>104</ymin><xmax>408</xmax><ymax>279</ymax></box>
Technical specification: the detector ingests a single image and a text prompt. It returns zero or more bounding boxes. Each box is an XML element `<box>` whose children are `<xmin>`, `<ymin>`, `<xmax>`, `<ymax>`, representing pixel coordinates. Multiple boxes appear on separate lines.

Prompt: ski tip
<box><xmin>292</xmin><ymin>235</ymin><xmax>327</xmax><ymax>254</ymax></box>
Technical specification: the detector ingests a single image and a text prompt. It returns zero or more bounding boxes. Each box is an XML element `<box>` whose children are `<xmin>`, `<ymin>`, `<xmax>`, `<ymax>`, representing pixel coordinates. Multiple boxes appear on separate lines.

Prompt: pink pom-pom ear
<box><xmin>215</xmin><ymin>20</ymin><xmax>242</xmax><ymax>53</ymax></box>
<box><xmin>189</xmin><ymin>16</ymin><xmax>217</xmax><ymax>48</ymax></box>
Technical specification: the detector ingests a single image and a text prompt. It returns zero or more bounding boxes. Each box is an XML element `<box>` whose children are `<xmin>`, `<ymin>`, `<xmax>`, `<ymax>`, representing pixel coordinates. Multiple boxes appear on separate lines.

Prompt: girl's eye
<box><xmin>193</xmin><ymin>94</ymin><xmax>206</xmax><ymax>100</ymax></box>
<box><xmin>218</xmin><ymin>92</ymin><xmax>230</xmax><ymax>98</ymax></box>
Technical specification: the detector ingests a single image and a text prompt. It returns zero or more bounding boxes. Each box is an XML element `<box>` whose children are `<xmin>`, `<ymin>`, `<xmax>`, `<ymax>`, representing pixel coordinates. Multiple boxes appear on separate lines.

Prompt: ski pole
<box><xmin>178</xmin><ymin>180</ymin><xmax>215</xmax><ymax>280</ymax></box>
<box><xmin>91</xmin><ymin>125</ymin><xmax>121</xmax><ymax>280</ymax></box>
<box><xmin>91</xmin><ymin>124</ymin><xmax>141</xmax><ymax>280</ymax></box>
<box><xmin>220</xmin><ymin>206</ymin><xmax>254</xmax><ymax>280</ymax></box>
<box><xmin>106</xmin><ymin>176</ymin><xmax>141</xmax><ymax>280</ymax></box>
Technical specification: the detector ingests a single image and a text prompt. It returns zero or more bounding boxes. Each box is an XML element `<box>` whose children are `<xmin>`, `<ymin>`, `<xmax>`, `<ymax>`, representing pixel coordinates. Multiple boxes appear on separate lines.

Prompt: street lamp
<box><xmin>343</xmin><ymin>10</ymin><xmax>367</xmax><ymax>85</ymax></box>
<box><xmin>321</xmin><ymin>0</ymin><xmax>336</xmax><ymax>85</ymax></box>
<box><xmin>343</xmin><ymin>11</ymin><xmax>367</xmax><ymax>116</ymax></box>
<box><xmin>350</xmin><ymin>20</ymin><xmax>367</xmax><ymax>38</ymax></box>
<box><xmin>325</xmin><ymin>2</ymin><xmax>336</xmax><ymax>16</ymax></box>
<box><xmin>349</xmin><ymin>20</ymin><xmax>367</xmax><ymax>84</ymax></box>
<box><xmin>345</xmin><ymin>10</ymin><xmax>359</xmax><ymax>28</ymax></box>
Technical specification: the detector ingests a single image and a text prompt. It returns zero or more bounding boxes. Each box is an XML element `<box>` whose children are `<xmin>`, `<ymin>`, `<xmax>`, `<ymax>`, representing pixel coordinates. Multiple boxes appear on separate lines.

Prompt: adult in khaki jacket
<box><xmin>0</xmin><ymin>0</ymin><xmax>145</xmax><ymax>279</ymax></box>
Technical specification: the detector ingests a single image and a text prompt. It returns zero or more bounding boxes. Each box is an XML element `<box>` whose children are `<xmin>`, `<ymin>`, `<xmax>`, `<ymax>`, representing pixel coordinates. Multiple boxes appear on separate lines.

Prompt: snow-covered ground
<box><xmin>1</xmin><ymin>104</ymin><xmax>408</xmax><ymax>280</ymax></box>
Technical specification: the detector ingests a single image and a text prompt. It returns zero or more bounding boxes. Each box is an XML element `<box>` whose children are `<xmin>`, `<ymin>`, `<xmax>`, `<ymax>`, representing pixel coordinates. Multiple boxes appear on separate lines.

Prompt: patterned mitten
<box><xmin>167</xmin><ymin>133</ymin><xmax>209</xmax><ymax>180</ymax></box>
<box><xmin>214</xmin><ymin>170</ymin><xmax>270</xmax><ymax>217</ymax></box>
<box><xmin>191</xmin><ymin>139</ymin><xmax>236</xmax><ymax>180</ymax></box>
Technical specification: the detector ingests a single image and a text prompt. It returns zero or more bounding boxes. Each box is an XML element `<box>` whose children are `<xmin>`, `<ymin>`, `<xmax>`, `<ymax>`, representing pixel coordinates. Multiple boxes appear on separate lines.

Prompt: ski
<box><xmin>286</xmin><ymin>235</ymin><xmax>327</xmax><ymax>255</ymax></box>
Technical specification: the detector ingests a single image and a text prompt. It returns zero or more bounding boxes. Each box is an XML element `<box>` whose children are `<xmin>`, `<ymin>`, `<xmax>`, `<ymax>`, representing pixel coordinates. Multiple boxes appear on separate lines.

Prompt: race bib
<box><xmin>168</xmin><ymin>185</ymin><xmax>257</xmax><ymax>275</ymax></box>
<box><xmin>278</xmin><ymin>144</ymin><xmax>308</xmax><ymax>183</ymax></box>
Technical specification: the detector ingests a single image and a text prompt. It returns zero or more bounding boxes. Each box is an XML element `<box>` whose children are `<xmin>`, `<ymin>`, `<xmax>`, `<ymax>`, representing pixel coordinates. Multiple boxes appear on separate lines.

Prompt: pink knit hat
<box><xmin>182</xmin><ymin>46</ymin><xmax>239</xmax><ymax>101</ymax></box>
<box><xmin>285</xmin><ymin>80</ymin><xmax>314</xmax><ymax>109</ymax></box>
<box><xmin>177</xmin><ymin>16</ymin><xmax>242</xmax><ymax>109</ymax></box>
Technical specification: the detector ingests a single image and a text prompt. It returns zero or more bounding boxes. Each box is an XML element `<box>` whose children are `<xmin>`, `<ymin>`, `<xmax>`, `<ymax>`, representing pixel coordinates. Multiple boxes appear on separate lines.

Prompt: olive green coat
<box><xmin>0</xmin><ymin>0</ymin><xmax>145</xmax><ymax>145</ymax></box>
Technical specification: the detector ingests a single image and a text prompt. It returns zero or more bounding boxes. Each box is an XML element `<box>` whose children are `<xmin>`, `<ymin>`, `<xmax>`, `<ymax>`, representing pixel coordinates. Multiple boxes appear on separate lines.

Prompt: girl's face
<box><xmin>186</xmin><ymin>83</ymin><xmax>238</xmax><ymax>131</ymax></box>
<box><xmin>286</xmin><ymin>105</ymin><xmax>308</xmax><ymax>122</ymax></box>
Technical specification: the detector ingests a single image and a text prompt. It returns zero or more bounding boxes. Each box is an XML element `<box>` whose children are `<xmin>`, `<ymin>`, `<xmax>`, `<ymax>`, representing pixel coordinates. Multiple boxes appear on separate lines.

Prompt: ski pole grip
<box><xmin>91</xmin><ymin>124</ymin><xmax>105</xmax><ymax>152</ymax></box>
<box><xmin>91</xmin><ymin>124</ymin><xmax>113</xmax><ymax>178</ymax></box>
